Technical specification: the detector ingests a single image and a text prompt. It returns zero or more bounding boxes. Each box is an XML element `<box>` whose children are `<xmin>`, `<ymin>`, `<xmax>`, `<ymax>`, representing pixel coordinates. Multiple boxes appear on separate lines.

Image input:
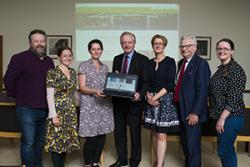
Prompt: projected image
<box><xmin>76</xmin><ymin>3</ymin><xmax>178</xmax><ymax>30</ymax></box>
<box><xmin>75</xmin><ymin>3</ymin><xmax>179</xmax><ymax>62</ymax></box>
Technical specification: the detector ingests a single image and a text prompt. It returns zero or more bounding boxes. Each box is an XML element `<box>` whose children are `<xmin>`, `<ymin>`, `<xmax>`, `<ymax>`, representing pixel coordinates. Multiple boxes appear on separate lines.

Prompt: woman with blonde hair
<box><xmin>144</xmin><ymin>34</ymin><xmax>179</xmax><ymax>167</ymax></box>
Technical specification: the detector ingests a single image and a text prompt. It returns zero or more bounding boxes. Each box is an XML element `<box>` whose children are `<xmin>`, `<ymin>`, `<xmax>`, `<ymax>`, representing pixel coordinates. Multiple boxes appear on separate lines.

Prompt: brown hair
<box><xmin>88</xmin><ymin>39</ymin><xmax>103</xmax><ymax>52</ymax></box>
<box><xmin>57</xmin><ymin>46</ymin><xmax>72</xmax><ymax>57</ymax></box>
<box><xmin>28</xmin><ymin>29</ymin><xmax>47</xmax><ymax>43</ymax></box>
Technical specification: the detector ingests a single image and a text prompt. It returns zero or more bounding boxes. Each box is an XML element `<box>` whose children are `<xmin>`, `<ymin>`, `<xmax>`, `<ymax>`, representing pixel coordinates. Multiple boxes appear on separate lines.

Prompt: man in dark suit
<box><xmin>110</xmin><ymin>32</ymin><xmax>149</xmax><ymax>167</ymax></box>
<box><xmin>174</xmin><ymin>35</ymin><xmax>211</xmax><ymax>167</ymax></box>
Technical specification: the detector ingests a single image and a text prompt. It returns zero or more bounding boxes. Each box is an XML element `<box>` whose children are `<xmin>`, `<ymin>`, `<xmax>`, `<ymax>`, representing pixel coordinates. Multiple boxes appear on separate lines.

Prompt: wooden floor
<box><xmin>1</xmin><ymin>129</ymin><xmax>250</xmax><ymax>167</ymax></box>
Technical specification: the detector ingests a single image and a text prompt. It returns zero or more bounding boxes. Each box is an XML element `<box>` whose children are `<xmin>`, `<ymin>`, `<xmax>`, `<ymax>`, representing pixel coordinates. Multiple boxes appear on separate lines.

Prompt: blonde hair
<box><xmin>151</xmin><ymin>34</ymin><xmax>168</xmax><ymax>47</ymax></box>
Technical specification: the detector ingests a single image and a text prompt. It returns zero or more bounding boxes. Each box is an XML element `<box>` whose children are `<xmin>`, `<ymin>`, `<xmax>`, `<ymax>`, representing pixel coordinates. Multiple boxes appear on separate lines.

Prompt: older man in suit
<box><xmin>110</xmin><ymin>31</ymin><xmax>149</xmax><ymax>167</ymax></box>
<box><xmin>174</xmin><ymin>35</ymin><xmax>211</xmax><ymax>167</ymax></box>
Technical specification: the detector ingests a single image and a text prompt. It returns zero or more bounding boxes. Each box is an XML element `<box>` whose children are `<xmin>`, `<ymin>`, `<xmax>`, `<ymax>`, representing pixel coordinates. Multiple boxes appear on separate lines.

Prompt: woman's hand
<box><xmin>146</xmin><ymin>92</ymin><xmax>159</xmax><ymax>106</ymax></box>
<box><xmin>216</xmin><ymin>117</ymin><xmax>225</xmax><ymax>134</ymax></box>
<box><xmin>94</xmin><ymin>89</ymin><xmax>106</xmax><ymax>98</ymax></box>
<box><xmin>216</xmin><ymin>110</ymin><xmax>230</xmax><ymax>134</ymax></box>
<box><xmin>52</xmin><ymin>116</ymin><xmax>60</xmax><ymax>127</ymax></box>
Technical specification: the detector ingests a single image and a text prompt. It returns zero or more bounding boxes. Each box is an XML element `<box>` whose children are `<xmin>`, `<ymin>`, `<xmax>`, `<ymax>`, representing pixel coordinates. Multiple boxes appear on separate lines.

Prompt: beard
<box><xmin>30</xmin><ymin>45</ymin><xmax>46</xmax><ymax>57</ymax></box>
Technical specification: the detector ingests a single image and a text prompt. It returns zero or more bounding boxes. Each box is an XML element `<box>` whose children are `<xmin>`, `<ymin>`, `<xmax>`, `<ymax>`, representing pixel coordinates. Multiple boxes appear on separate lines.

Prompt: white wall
<box><xmin>0</xmin><ymin>0</ymin><xmax>74</xmax><ymax>68</ymax></box>
<box><xmin>1</xmin><ymin>0</ymin><xmax>250</xmax><ymax>104</ymax></box>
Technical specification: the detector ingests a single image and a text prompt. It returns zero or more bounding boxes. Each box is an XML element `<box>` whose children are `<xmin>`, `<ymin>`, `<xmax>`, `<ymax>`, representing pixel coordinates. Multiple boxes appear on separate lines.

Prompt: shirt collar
<box><xmin>125</xmin><ymin>50</ymin><xmax>134</xmax><ymax>59</ymax></box>
<box><xmin>186</xmin><ymin>55</ymin><xmax>194</xmax><ymax>62</ymax></box>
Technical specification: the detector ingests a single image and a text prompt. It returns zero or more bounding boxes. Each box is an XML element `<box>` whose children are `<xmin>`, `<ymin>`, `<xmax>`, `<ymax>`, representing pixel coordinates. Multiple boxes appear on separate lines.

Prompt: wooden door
<box><xmin>0</xmin><ymin>36</ymin><xmax>2</xmax><ymax>92</ymax></box>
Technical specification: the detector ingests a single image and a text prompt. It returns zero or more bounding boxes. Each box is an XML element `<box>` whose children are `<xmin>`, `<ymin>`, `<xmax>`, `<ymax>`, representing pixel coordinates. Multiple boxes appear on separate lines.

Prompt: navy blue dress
<box><xmin>144</xmin><ymin>56</ymin><xmax>179</xmax><ymax>133</ymax></box>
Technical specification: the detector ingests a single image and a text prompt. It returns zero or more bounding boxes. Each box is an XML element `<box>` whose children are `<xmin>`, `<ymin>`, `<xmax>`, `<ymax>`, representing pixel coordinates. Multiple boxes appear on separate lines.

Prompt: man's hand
<box><xmin>186</xmin><ymin>113</ymin><xmax>199</xmax><ymax>126</ymax></box>
<box><xmin>132</xmin><ymin>92</ymin><xmax>141</xmax><ymax>101</ymax></box>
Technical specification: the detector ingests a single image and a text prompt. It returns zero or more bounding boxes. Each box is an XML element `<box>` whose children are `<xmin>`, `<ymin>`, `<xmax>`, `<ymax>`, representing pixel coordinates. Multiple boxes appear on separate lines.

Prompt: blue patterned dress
<box><xmin>78</xmin><ymin>59</ymin><xmax>114</xmax><ymax>137</ymax></box>
<box><xmin>144</xmin><ymin>57</ymin><xmax>179</xmax><ymax>133</ymax></box>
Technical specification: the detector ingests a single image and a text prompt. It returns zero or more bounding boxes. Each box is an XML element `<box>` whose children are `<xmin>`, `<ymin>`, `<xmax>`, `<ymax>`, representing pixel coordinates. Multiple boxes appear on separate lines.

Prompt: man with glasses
<box><xmin>174</xmin><ymin>35</ymin><xmax>211</xmax><ymax>167</ymax></box>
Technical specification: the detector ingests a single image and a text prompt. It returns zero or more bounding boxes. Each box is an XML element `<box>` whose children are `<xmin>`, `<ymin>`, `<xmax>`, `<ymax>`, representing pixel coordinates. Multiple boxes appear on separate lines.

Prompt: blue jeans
<box><xmin>217</xmin><ymin>116</ymin><xmax>244</xmax><ymax>167</ymax></box>
<box><xmin>16</xmin><ymin>107</ymin><xmax>48</xmax><ymax>167</ymax></box>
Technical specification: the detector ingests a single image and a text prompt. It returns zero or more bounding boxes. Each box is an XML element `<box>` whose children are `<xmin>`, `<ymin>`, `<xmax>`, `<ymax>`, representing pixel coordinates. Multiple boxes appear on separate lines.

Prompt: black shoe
<box><xmin>109</xmin><ymin>161</ymin><xmax>128</xmax><ymax>167</ymax></box>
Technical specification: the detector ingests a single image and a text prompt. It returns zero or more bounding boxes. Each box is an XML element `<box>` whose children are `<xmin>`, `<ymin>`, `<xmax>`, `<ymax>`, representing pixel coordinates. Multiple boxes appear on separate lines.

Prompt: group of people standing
<box><xmin>3</xmin><ymin>29</ymin><xmax>246</xmax><ymax>167</ymax></box>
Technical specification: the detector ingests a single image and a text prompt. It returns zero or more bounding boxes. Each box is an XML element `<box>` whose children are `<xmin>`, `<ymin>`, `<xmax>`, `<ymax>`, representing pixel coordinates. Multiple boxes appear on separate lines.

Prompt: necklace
<box><xmin>154</xmin><ymin>55</ymin><xmax>165</xmax><ymax>71</ymax></box>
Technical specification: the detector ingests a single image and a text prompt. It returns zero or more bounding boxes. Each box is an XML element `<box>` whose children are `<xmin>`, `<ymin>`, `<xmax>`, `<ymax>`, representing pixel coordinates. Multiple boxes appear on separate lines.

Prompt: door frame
<box><xmin>0</xmin><ymin>35</ymin><xmax>3</xmax><ymax>92</ymax></box>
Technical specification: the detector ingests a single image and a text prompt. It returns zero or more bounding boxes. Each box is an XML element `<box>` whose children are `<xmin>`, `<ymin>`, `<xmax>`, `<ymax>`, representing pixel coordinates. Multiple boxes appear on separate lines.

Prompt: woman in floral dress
<box><xmin>44</xmin><ymin>46</ymin><xmax>80</xmax><ymax>167</ymax></box>
<box><xmin>78</xmin><ymin>39</ymin><xmax>114</xmax><ymax>167</ymax></box>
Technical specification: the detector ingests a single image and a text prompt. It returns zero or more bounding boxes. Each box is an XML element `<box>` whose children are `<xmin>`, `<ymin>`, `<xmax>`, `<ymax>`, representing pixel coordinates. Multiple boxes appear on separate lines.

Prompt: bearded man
<box><xmin>3</xmin><ymin>29</ymin><xmax>55</xmax><ymax>167</ymax></box>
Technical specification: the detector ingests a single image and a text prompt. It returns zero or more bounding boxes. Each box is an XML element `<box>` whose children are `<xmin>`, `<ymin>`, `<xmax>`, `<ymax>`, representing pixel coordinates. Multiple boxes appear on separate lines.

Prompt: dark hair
<box><xmin>216</xmin><ymin>38</ymin><xmax>235</xmax><ymax>50</ymax></box>
<box><xmin>151</xmin><ymin>34</ymin><xmax>168</xmax><ymax>47</ymax></box>
<box><xmin>88</xmin><ymin>39</ymin><xmax>103</xmax><ymax>52</ymax></box>
<box><xmin>28</xmin><ymin>29</ymin><xmax>47</xmax><ymax>42</ymax></box>
<box><xmin>57</xmin><ymin>46</ymin><xmax>73</xmax><ymax>57</ymax></box>
<box><xmin>216</xmin><ymin>38</ymin><xmax>235</xmax><ymax>77</ymax></box>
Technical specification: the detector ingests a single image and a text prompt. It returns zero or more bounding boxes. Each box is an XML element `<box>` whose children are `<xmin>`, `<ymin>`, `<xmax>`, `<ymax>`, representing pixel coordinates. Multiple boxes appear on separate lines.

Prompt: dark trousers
<box><xmin>16</xmin><ymin>107</ymin><xmax>47</xmax><ymax>167</ymax></box>
<box><xmin>51</xmin><ymin>152</ymin><xmax>65</xmax><ymax>167</ymax></box>
<box><xmin>180</xmin><ymin>121</ymin><xmax>202</xmax><ymax>167</ymax></box>
<box><xmin>113</xmin><ymin>104</ymin><xmax>142</xmax><ymax>167</ymax></box>
<box><xmin>83</xmin><ymin>134</ymin><xmax>106</xmax><ymax>165</ymax></box>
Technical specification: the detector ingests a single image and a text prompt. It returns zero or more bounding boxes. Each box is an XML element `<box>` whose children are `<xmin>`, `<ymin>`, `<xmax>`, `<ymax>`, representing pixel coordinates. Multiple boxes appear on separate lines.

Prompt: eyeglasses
<box><xmin>179</xmin><ymin>44</ymin><xmax>195</xmax><ymax>49</ymax></box>
<box><xmin>216</xmin><ymin>48</ymin><xmax>231</xmax><ymax>52</ymax></box>
<box><xmin>153</xmin><ymin>42</ymin><xmax>164</xmax><ymax>46</ymax></box>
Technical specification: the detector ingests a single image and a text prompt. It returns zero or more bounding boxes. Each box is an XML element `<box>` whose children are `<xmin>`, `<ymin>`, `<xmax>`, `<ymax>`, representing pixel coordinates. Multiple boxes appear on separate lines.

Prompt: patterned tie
<box><xmin>174</xmin><ymin>59</ymin><xmax>187</xmax><ymax>103</ymax></box>
<box><xmin>122</xmin><ymin>55</ymin><xmax>129</xmax><ymax>73</ymax></box>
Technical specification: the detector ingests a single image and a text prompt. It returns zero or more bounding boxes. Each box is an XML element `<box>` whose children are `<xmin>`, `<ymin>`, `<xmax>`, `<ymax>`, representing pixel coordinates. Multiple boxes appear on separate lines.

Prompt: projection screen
<box><xmin>75</xmin><ymin>3</ymin><xmax>179</xmax><ymax>62</ymax></box>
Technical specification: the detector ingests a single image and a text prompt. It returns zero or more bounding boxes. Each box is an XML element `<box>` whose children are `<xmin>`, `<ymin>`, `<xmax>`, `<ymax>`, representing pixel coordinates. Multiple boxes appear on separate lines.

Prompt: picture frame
<box><xmin>47</xmin><ymin>35</ymin><xmax>72</xmax><ymax>59</ymax></box>
<box><xmin>196</xmin><ymin>36</ymin><xmax>211</xmax><ymax>60</ymax></box>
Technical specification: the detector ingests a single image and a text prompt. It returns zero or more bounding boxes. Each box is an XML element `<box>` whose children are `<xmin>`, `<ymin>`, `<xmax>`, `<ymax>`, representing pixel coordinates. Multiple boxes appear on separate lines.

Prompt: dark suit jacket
<box><xmin>112</xmin><ymin>51</ymin><xmax>149</xmax><ymax>114</ymax></box>
<box><xmin>178</xmin><ymin>54</ymin><xmax>211</xmax><ymax>123</ymax></box>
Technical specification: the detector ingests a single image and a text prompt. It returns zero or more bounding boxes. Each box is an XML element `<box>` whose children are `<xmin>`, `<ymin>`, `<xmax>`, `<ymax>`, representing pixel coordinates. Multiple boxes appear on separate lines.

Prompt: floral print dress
<box><xmin>44</xmin><ymin>66</ymin><xmax>80</xmax><ymax>153</ymax></box>
<box><xmin>78</xmin><ymin>59</ymin><xmax>114</xmax><ymax>137</ymax></box>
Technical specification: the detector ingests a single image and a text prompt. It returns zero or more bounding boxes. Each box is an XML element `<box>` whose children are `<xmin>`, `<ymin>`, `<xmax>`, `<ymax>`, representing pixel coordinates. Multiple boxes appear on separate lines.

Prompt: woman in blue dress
<box><xmin>144</xmin><ymin>34</ymin><xmax>179</xmax><ymax>167</ymax></box>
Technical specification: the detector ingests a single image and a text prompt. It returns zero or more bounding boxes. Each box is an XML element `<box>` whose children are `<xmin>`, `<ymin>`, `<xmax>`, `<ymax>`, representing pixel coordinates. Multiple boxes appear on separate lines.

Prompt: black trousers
<box><xmin>113</xmin><ymin>103</ymin><xmax>142</xmax><ymax>167</ymax></box>
<box><xmin>83</xmin><ymin>134</ymin><xmax>106</xmax><ymax>165</ymax></box>
<box><xmin>51</xmin><ymin>152</ymin><xmax>65</xmax><ymax>167</ymax></box>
